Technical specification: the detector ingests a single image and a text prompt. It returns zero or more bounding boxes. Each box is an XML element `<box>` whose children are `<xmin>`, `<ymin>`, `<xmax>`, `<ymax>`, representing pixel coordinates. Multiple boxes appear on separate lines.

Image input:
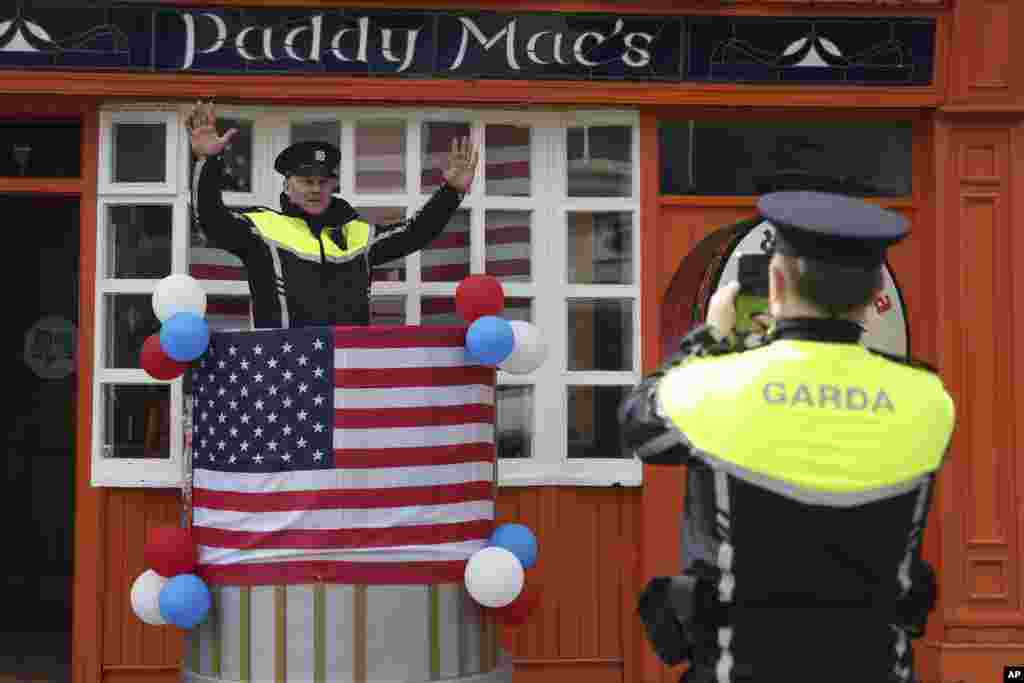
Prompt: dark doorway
<box><xmin>1</xmin><ymin>195</ymin><xmax>78</xmax><ymax>682</ymax></box>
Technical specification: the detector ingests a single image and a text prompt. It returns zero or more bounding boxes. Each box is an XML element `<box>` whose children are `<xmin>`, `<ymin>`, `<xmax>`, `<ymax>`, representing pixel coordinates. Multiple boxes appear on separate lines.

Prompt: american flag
<box><xmin>190</xmin><ymin>325</ymin><xmax>497</xmax><ymax>586</ymax></box>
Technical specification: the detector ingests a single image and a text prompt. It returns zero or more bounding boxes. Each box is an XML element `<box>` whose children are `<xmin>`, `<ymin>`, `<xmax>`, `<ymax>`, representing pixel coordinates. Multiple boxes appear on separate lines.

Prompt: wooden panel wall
<box><xmin>929</xmin><ymin>118</ymin><xmax>1024</xmax><ymax>682</ymax></box>
<box><xmin>92</xmin><ymin>488</ymin><xmax>641</xmax><ymax>683</ymax></box>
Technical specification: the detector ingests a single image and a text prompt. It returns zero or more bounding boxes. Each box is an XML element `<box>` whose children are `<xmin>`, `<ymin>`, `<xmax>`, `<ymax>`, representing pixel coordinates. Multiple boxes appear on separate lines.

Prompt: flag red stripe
<box><xmin>333</xmin><ymin>326</ymin><xmax>466</xmax><ymax>349</ymax></box>
<box><xmin>484</xmin><ymin>161</ymin><xmax>531</xmax><ymax>180</ymax></box>
<box><xmin>421</xmin><ymin>264</ymin><xmax>471</xmax><ymax>281</ymax></box>
<box><xmin>333</xmin><ymin>443</ymin><xmax>495</xmax><ymax>468</ymax></box>
<box><xmin>194</xmin><ymin>519</ymin><xmax>492</xmax><ymax>550</ymax></box>
<box><xmin>199</xmin><ymin>559</ymin><xmax>469</xmax><ymax>586</ymax></box>
<box><xmin>485</xmin><ymin>126</ymin><xmax>530</xmax><ymax>146</ymax></box>
<box><xmin>192</xmin><ymin>480</ymin><xmax>494</xmax><ymax>512</ymax></box>
<box><xmin>485</xmin><ymin>260</ymin><xmax>532</xmax><ymax>277</ymax></box>
<box><xmin>190</xmin><ymin>264</ymin><xmax>247</xmax><ymax>281</ymax></box>
<box><xmin>428</xmin><ymin>230</ymin><xmax>470</xmax><ymax>249</ymax></box>
<box><xmin>335</xmin><ymin>366</ymin><xmax>495</xmax><ymax>388</ymax></box>
<box><xmin>483</xmin><ymin>225</ymin><xmax>531</xmax><ymax>245</ymax></box>
<box><xmin>335</xmin><ymin>404</ymin><xmax>495</xmax><ymax>429</ymax></box>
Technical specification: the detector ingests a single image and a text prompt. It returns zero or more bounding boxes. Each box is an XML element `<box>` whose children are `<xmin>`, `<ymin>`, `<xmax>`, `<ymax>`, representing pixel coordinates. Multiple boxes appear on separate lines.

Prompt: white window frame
<box><xmin>98</xmin><ymin>109</ymin><xmax>180</xmax><ymax>196</ymax></box>
<box><xmin>92</xmin><ymin>103</ymin><xmax>642</xmax><ymax>488</ymax></box>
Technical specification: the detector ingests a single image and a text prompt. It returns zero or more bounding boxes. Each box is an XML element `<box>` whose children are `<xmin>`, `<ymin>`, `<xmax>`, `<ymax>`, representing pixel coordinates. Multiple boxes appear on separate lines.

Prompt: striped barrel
<box><xmin>182</xmin><ymin>583</ymin><xmax>510</xmax><ymax>683</ymax></box>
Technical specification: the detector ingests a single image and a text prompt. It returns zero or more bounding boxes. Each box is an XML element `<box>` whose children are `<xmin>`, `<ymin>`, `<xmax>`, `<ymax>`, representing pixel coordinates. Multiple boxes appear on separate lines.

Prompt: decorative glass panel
<box><xmin>486</xmin><ymin>210</ymin><xmax>531</xmax><ymax>283</ymax></box>
<box><xmin>356</xmin><ymin>121</ymin><xmax>406</xmax><ymax>194</ymax></box>
<box><xmin>104</xmin><ymin>295</ymin><xmax>161</xmax><ymax>369</ymax></box>
<box><xmin>687</xmin><ymin>16</ymin><xmax>936</xmax><ymax>85</ymax></box>
<box><xmin>0</xmin><ymin>120</ymin><xmax>80</xmax><ymax>177</ymax></box>
<box><xmin>485</xmin><ymin>125</ymin><xmax>530</xmax><ymax>196</ymax></box>
<box><xmin>190</xmin><ymin>211</ymin><xmax>247</xmax><ymax>282</ymax></box>
<box><xmin>102</xmin><ymin>384</ymin><xmax>171</xmax><ymax>459</ymax></box>
<box><xmin>421</xmin><ymin>208</ymin><xmax>470</xmax><ymax>282</ymax></box>
<box><xmin>568</xmin><ymin>299</ymin><xmax>634</xmax><ymax>372</ymax></box>
<box><xmin>567</xmin><ymin>385</ymin><xmax>631</xmax><ymax>459</ymax></box>
<box><xmin>421</xmin><ymin>297</ymin><xmax>462</xmax><ymax>326</ymax></box>
<box><xmin>567</xmin><ymin>211</ymin><xmax>633</xmax><ymax>285</ymax></box>
<box><xmin>356</xmin><ymin>206</ymin><xmax>406</xmax><ymax>282</ymax></box>
<box><xmin>371</xmin><ymin>296</ymin><xmax>406</xmax><ymax>326</ymax></box>
<box><xmin>497</xmin><ymin>385</ymin><xmax>533</xmax><ymax>459</ymax></box>
<box><xmin>567</xmin><ymin>125</ymin><xmax>632</xmax><ymax>197</ymax></box>
<box><xmin>291</xmin><ymin>121</ymin><xmax>340</xmax><ymax>147</ymax></box>
<box><xmin>107</xmin><ymin>204</ymin><xmax>172</xmax><ymax>278</ymax></box>
<box><xmin>113</xmin><ymin>122</ymin><xmax>165</xmax><ymax>183</ymax></box>
<box><xmin>421</xmin><ymin>121</ymin><xmax>470</xmax><ymax>193</ymax></box>
<box><xmin>658</xmin><ymin>120</ymin><xmax>914</xmax><ymax>196</ymax></box>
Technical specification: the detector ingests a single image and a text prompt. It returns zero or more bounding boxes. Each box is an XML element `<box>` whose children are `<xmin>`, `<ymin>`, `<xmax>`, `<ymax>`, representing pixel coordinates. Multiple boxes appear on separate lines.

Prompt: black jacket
<box><xmin>191</xmin><ymin>154</ymin><xmax>463</xmax><ymax>328</ymax></box>
<box><xmin>621</xmin><ymin>319</ymin><xmax>952</xmax><ymax>683</ymax></box>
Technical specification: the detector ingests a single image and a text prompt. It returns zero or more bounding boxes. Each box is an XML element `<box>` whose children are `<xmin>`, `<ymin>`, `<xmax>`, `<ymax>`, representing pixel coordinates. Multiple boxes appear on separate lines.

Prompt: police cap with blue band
<box><xmin>757</xmin><ymin>191</ymin><xmax>909</xmax><ymax>269</ymax></box>
<box><xmin>274</xmin><ymin>141</ymin><xmax>341</xmax><ymax>178</ymax></box>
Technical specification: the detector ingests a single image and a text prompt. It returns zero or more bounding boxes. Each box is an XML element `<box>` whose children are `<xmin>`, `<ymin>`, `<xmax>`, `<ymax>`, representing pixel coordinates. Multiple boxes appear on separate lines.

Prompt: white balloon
<box><xmin>464</xmin><ymin>546</ymin><xmax>524</xmax><ymax>608</ymax></box>
<box><xmin>152</xmin><ymin>275</ymin><xmax>208</xmax><ymax>323</ymax></box>
<box><xmin>131</xmin><ymin>570</ymin><xmax>168</xmax><ymax>626</ymax></box>
<box><xmin>498</xmin><ymin>321</ymin><xmax>548</xmax><ymax>375</ymax></box>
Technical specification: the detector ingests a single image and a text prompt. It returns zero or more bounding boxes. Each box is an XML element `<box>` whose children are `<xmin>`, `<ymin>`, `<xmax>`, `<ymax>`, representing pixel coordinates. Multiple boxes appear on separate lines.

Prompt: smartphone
<box><xmin>735</xmin><ymin>253</ymin><xmax>771</xmax><ymax>335</ymax></box>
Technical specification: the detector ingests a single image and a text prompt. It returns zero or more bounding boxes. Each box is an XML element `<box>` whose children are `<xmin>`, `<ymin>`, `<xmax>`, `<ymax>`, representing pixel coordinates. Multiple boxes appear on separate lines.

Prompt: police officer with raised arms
<box><xmin>187</xmin><ymin>101</ymin><xmax>478</xmax><ymax>328</ymax></box>
<box><xmin>621</xmin><ymin>192</ymin><xmax>956</xmax><ymax>683</ymax></box>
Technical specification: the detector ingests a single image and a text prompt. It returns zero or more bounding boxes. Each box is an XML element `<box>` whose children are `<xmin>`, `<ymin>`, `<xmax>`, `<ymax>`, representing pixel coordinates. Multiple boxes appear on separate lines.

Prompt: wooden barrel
<box><xmin>181</xmin><ymin>582</ymin><xmax>510</xmax><ymax>683</ymax></box>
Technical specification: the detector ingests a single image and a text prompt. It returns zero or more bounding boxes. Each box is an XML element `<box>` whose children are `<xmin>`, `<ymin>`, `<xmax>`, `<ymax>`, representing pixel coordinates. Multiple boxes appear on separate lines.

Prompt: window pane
<box><xmin>207</xmin><ymin>296</ymin><xmax>252</xmax><ymax>333</ymax></box>
<box><xmin>485</xmin><ymin>125</ymin><xmax>530</xmax><ymax>196</ymax></box>
<box><xmin>357</xmin><ymin>206</ymin><xmax>407</xmax><ymax>282</ymax></box>
<box><xmin>216</xmin><ymin>118</ymin><xmax>253</xmax><ymax>193</ymax></box>
<box><xmin>421</xmin><ymin>208</ymin><xmax>470</xmax><ymax>282</ymax></box>
<box><xmin>102</xmin><ymin>384</ymin><xmax>171</xmax><ymax>459</ymax></box>
<box><xmin>291</xmin><ymin>121</ymin><xmax>340</xmax><ymax>147</ymax></box>
<box><xmin>356</xmin><ymin>121</ymin><xmax>406</xmax><ymax>194</ymax></box>
<box><xmin>497</xmin><ymin>385</ymin><xmax>533</xmax><ymax>459</ymax></box>
<box><xmin>567</xmin><ymin>125</ymin><xmax>632</xmax><ymax>197</ymax></box>
<box><xmin>104</xmin><ymin>295</ymin><xmax>161</xmax><ymax>369</ymax></box>
<box><xmin>568</xmin><ymin>299</ymin><xmax>634</xmax><ymax>372</ymax></box>
<box><xmin>568</xmin><ymin>211</ymin><xmax>633</xmax><ymax>285</ymax></box>
<box><xmin>421</xmin><ymin>122</ymin><xmax>470</xmax><ymax>193</ymax></box>
<box><xmin>486</xmin><ymin>210</ymin><xmax>531</xmax><ymax>282</ymax></box>
<box><xmin>421</xmin><ymin>297</ymin><xmax>462</xmax><ymax>326</ymax></box>
<box><xmin>113</xmin><ymin>122</ymin><xmax>166</xmax><ymax>183</ymax></box>
<box><xmin>505</xmin><ymin>298</ymin><xmax>532</xmax><ymax>323</ymax></box>
<box><xmin>658</xmin><ymin>120</ymin><xmax>914</xmax><ymax>196</ymax></box>
<box><xmin>107</xmin><ymin>205</ymin><xmax>172</xmax><ymax>278</ymax></box>
<box><xmin>190</xmin><ymin>211</ymin><xmax>247</xmax><ymax>282</ymax></box>
<box><xmin>371</xmin><ymin>296</ymin><xmax>406</xmax><ymax>326</ymax></box>
<box><xmin>567</xmin><ymin>385</ymin><xmax>631</xmax><ymax>459</ymax></box>
<box><xmin>0</xmin><ymin>120</ymin><xmax>80</xmax><ymax>177</ymax></box>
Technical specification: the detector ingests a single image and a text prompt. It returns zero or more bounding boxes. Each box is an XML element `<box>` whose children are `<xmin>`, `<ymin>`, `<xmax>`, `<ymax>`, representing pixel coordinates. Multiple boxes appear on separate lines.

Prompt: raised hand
<box><xmin>186</xmin><ymin>100</ymin><xmax>239</xmax><ymax>160</ymax></box>
<box><xmin>441</xmin><ymin>136</ymin><xmax>480</xmax><ymax>193</ymax></box>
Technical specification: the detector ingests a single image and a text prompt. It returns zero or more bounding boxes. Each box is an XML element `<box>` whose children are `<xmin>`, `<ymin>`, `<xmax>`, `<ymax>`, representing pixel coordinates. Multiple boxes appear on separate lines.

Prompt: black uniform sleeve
<box><xmin>618</xmin><ymin>325</ymin><xmax>738</xmax><ymax>465</ymax></box>
<box><xmin>369</xmin><ymin>183</ymin><xmax>464</xmax><ymax>266</ymax></box>
<box><xmin>191</xmin><ymin>155</ymin><xmax>257</xmax><ymax>258</ymax></box>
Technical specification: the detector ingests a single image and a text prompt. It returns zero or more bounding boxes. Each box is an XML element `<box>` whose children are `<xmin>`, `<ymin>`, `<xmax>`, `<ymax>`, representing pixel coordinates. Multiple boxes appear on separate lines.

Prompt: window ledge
<box><xmin>498</xmin><ymin>459</ymin><xmax>642</xmax><ymax>487</ymax></box>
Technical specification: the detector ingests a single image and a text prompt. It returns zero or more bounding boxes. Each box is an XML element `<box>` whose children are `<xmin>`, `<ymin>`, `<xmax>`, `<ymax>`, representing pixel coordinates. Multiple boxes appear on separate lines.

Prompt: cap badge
<box><xmin>315</xmin><ymin>150</ymin><xmax>326</xmax><ymax>162</ymax></box>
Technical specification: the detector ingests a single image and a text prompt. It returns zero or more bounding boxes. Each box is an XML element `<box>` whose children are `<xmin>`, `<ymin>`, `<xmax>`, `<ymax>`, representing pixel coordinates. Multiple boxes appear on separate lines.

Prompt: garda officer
<box><xmin>622</xmin><ymin>192</ymin><xmax>956</xmax><ymax>683</ymax></box>
<box><xmin>187</xmin><ymin>100</ymin><xmax>478</xmax><ymax>328</ymax></box>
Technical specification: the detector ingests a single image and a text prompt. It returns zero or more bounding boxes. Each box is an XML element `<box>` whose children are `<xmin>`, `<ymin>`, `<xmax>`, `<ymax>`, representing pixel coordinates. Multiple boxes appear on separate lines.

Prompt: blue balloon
<box><xmin>487</xmin><ymin>523</ymin><xmax>538</xmax><ymax>569</ymax></box>
<box><xmin>159</xmin><ymin>312</ymin><xmax>210</xmax><ymax>362</ymax></box>
<box><xmin>159</xmin><ymin>574</ymin><xmax>212</xmax><ymax>629</ymax></box>
<box><xmin>466</xmin><ymin>316</ymin><xmax>514</xmax><ymax>366</ymax></box>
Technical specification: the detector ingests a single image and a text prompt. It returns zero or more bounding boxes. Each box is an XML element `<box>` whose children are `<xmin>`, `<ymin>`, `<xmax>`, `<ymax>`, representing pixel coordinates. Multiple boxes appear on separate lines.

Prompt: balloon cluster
<box><xmin>130</xmin><ymin>526</ymin><xmax>212</xmax><ymax>629</ymax></box>
<box><xmin>140</xmin><ymin>275</ymin><xmax>211</xmax><ymax>380</ymax></box>
<box><xmin>457</xmin><ymin>275</ymin><xmax>548</xmax><ymax>373</ymax></box>
<box><xmin>464</xmin><ymin>523</ymin><xmax>541</xmax><ymax>625</ymax></box>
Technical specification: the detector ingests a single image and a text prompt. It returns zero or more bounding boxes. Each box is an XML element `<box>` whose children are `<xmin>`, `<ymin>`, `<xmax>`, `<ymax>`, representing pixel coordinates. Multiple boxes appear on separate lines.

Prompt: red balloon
<box><xmin>487</xmin><ymin>582</ymin><xmax>542</xmax><ymax>626</ymax></box>
<box><xmin>141</xmin><ymin>334</ymin><xmax>190</xmax><ymax>380</ymax></box>
<box><xmin>144</xmin><ymin>526</ymin><xmax>198</xmax><ymax>578</ymax></box>
<box><xmin>455</xmin><ymin>275</ymin><xmax>505</xmax><ymax>324</ymax></box>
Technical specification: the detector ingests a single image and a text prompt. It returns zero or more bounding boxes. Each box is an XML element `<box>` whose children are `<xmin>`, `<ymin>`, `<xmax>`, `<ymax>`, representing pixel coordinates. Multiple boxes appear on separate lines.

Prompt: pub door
<box><xmin>0</xmin><ymin>195</ymin><xmax>79</xmax><ymax>682</ymax></box>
